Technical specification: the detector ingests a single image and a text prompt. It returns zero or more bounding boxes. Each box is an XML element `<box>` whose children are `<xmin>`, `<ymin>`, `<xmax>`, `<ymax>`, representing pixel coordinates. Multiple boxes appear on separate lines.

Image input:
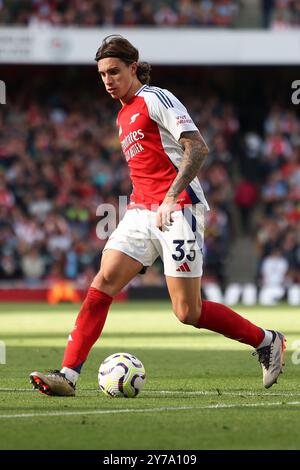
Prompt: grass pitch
<box><xmin>0</xmin><ymin>301</ymin><xmax>300</xmax><ymax>450</ymax></box>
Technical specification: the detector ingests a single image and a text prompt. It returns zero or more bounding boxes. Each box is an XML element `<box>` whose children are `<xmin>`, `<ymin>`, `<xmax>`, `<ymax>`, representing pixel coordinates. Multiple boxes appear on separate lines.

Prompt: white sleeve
<box><xmin>144</xmin><ymin>88</ymin><xmax>199</xmax><ymax>141</ymax></box>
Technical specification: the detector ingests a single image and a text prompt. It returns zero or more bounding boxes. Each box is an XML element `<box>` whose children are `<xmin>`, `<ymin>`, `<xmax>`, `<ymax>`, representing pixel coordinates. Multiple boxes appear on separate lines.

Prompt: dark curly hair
<box><xmin>95</xmin><ymin>35</ymin><xmax>151</xmax><ymax>85</ymax></box>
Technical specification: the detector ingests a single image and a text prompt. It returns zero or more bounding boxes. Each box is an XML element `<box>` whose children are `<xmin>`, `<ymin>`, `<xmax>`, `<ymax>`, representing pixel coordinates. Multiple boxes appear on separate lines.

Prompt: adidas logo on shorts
<box><xmin>176</xmin><ymin>262</ymin><xmax>191</xmax><ymax>272</ymax></box>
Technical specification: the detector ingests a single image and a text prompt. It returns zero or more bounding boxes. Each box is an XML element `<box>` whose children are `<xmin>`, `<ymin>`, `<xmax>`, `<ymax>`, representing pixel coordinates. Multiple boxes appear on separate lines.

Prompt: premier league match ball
<box><xmin>98</xmin><ymin>352</ymin><xmax>146</xmax><ymax>398</ymax></box>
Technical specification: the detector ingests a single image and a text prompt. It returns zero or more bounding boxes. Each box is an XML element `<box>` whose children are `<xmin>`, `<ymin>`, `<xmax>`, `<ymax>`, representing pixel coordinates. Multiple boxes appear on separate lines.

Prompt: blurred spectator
<box><xmin>213</xmin><ymin>0</ymin><xmax>239</xmax><ymax>27</ymax></box>
<box><xmin>28</xmin><ymin>187</ymin><xmax>53</xmax><ymax>222</ymax></box>
<box><xmin>260</xmin><ymin>247</ymin><xmax>289</xmax><ymax>287</ymax></box>
<box><xmin>261</xmin><ymin>0</ymin><xmax>274</xmax><ymax>28</ymax></box>
<box><xmin>261</xmin><ymin>170</ymin><xmax>289</xmax><ymax>213</ymax></box>
<box><xmin>234</xmin><ymin>179</ymin><xmax>258</xmax><ymax>233</ymax></box>
<box><xmin>20</xmin><ymin>247</ymin><xmax>46</xmax><ymax>282</ymax></box>
<box><xmin>154</xmin><ymin>3</ymin><xmax>178</xmax><ymax>25</ymax></box>
<box><xmin>280</xmin><ymin>230</ymin><xmax>299</xmax><ymax>270</ymax></box>
<box><xmin>270</xmin><ymin>0</ymin><xmax>296</xmax><ymax>29</ymax></box>
<box><xmin>139</xmin><ymin>265</ymin><xmax>164</xmax><ymax>286</ymax></box>
<box><xmin>204</xmin><ymin>207</ymin><xmax>229</xmax><ymax>284</ymax></box>
<box><xmin>0</xmin><ymin>179</ymin><xmax>15</xmax><ymax>211</ymax></box>
<box><xmin>0</xmin><ymin>252</ymin><xmax>21</xmax><ymax>280</ymax></box>
<box><xmin>291</xmin><ymin>0</ymin><xmax>300</xmax><ymax>26</ymax></box>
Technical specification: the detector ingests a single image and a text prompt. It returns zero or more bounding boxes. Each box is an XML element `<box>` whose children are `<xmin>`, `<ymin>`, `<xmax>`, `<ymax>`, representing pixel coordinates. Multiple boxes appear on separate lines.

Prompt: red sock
<box><xmin>198</xmin><ymin>300</ymin><xmax>264</xmax><ymax>348</ymax></box>
<box><xmin>62</xmin><ymin>287</ymin><xmax>112</xmax><ymax>370</ymax></box>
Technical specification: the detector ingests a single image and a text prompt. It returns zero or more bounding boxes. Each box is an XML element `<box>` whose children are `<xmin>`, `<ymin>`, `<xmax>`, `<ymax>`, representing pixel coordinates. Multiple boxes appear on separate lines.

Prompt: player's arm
<box><xmin>156</xmin><ymin>130</ymin><xmax>209</xmax><ymax>230</ymax></box>
<box><xmin>166</xmin><ymin>130</ymin><xmax>209</xmax><ymax>201</ymax></box>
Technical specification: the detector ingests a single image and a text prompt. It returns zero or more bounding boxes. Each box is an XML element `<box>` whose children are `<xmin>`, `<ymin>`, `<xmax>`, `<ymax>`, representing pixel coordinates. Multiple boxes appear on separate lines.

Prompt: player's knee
<box><xmin>99</xmin><ymin>267</ymin><xmax>115</xmax><ymax>285</ymax></box>
<box><xmin>173</xmin><ymin>299</ymin><xmax>202</xmax><ymax>327</ymax></box>
<box><xmin>92</xmin><ymin>268</ymin><xmax>117</xmax><ymax>295</ymax></box>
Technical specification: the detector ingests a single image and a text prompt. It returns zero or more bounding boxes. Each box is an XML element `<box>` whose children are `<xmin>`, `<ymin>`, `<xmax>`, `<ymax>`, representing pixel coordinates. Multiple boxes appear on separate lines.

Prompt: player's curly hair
<box><xmin>95</xmin><ymin>35</ymin><xmax>151</xmax><ymax>85</ymax></box>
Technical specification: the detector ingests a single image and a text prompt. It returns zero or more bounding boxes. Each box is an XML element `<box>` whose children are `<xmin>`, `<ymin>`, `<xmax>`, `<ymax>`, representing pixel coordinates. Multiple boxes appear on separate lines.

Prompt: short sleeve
<box><xmin>144</xmin><ymin>88</ymin><xmax>199</xmax><ymax>141</ymax></box>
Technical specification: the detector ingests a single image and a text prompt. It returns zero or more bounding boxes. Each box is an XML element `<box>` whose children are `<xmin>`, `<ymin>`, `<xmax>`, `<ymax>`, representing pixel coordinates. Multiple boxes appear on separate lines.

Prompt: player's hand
<box><xmin>156</xmin><ymin>198</ymin><xmax>179</xmax><ymax>231</ymax></box>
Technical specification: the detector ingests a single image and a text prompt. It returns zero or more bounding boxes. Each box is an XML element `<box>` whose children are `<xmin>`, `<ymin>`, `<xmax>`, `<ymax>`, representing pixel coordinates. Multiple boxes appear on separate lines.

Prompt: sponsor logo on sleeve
<box><xmin>176</xmin><ymin>114</ymin><xmax>193</xmax><ymax>125</ymax></box>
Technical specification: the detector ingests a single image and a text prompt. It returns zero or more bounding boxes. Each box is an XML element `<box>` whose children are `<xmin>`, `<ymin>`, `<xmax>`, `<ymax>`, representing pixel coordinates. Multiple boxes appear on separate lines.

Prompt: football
<box><xmin>98</xmin><ymin>352</ymin><xmax>146</xmax><ymax>398</ymax></box>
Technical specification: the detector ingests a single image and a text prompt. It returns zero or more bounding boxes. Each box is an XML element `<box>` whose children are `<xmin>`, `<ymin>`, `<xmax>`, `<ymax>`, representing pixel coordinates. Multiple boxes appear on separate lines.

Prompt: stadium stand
<box><xmin>0</xmin><ymin>1</ymin><xmax>240</xmax><ymax>27</ymax></box>
<box><xmin>1</xmin><ymin>1</ymin><xmax>300</xmax><ymax>29</ymax></box>
<box><xmin>0</xmin><ymin>67</ymin><xmax>299</xmax><ymax>291</ymax></box>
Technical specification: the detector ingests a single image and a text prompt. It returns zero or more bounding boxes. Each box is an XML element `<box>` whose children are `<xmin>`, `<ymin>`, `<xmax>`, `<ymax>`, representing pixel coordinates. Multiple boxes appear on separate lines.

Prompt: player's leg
<box><xmin>166</xmin><ymin>275</ymin><xmax>286</xmax><ymax>388</ymax></box>
<box><xmin>91</xmin><ymin>248</ymin><xmax>143</xmax><ymax>296</ymax></box>
<box><xmin>30</xmin><ymin>207</ymin><xmax>155</xmax><ymax>396</ymax></box>
<box><xmin>61</xmin><ymin>249</ymin><xmax>143</xmax><ymax>374</ymax></box>
<box><xmin>166</xmin><ymin>275</ymin><xmax>267</xmax><ymax>344</ymax></box>
<box><xmin>159</xmin><ymin>205</ymin><xmax>285</xmax><ymax>389</ymax></box>
<box><xmin>165</xmin><ymin>276</ymin><xmax>201</xmax><ymax>326</ymax></box>
<box><xmin>30</xmin><ymin>249</ymin><xmax>143</xmax><ymax>396</ymax></box>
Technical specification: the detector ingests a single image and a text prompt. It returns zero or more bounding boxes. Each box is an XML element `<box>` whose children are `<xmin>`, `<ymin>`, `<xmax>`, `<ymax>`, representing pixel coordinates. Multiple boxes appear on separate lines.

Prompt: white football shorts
<box><xmin>104</xmin><ymin>204</ymin><xmax>205</xmax><ymax>278</ymax></box>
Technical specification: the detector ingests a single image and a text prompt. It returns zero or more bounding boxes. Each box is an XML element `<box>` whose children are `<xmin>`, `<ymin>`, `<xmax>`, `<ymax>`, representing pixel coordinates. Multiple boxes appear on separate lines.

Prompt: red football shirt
<box><xmin>117</xmin><ymin>84</ymin><xmax>209</xmax><ymax>210</ymax></box>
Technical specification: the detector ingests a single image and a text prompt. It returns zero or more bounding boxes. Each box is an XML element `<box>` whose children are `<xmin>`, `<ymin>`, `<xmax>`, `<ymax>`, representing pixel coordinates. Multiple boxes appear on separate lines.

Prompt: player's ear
<box><xmin>130</xmin><ymin>62</ymin><xmax>138</xmax><ymax>76</ymax></box>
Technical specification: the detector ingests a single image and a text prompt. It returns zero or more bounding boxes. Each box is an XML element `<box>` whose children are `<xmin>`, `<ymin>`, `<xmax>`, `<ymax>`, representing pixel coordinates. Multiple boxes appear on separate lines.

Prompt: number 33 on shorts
<box><xmin>172</xmin><ymin>239</ymin><xmax>196</xmax><ymax>262</ymax></box>
<box><xmin>169</xmin><ymin>238</ymin><xmax>203</xmax><ymax>276</ymax></box>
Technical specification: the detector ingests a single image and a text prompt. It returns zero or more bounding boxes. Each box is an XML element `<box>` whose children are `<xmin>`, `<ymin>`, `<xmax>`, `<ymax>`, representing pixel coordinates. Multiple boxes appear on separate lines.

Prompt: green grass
<box><xmin>1</xmin><ymin>301</ymin><xmax>300</xmax><ymax>450</ymax></box>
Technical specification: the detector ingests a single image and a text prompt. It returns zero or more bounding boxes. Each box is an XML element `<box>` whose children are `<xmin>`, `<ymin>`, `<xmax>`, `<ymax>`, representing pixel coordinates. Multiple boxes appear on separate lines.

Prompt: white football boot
<box><xmin>254</xmin><ymin>331</ymin><xmax>286</xmax><ymax>389</ymax></box>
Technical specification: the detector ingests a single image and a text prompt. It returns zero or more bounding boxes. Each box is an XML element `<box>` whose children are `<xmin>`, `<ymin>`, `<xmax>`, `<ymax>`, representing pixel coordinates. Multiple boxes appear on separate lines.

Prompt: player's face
<box><xmin>98</xmin><ymin>57</ymin><xmax>137</xmax><ymax>100</ymax></box>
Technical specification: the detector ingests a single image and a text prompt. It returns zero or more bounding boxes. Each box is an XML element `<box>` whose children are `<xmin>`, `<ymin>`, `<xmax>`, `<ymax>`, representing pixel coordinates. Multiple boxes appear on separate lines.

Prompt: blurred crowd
<box><xmin>1</xmin><ymin>0</ymin><xmax>300</xmax><ymax>29</ymax></box>
<box><xmin>252</xmin><ymin>106</ymin><xmax>300</xmax><ymax>287</ymax></box>
<box><xmin>262</xmin><ymin>0</ymin><xmax>300</xmax><ymax>29</ymax></box>
<box><xmin>0</xmin><ymin>72</ymin><xmax>299</xmax><ymax>289</ymax></box>
<box><xmin>0</xmin><ymin>0</ymin><xmax>239</xmax><ymax>28</ymax></box>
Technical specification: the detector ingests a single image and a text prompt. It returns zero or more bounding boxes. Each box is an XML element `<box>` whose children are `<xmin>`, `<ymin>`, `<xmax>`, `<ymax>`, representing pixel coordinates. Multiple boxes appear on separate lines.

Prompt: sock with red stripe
<box><xmin>198</xmin><ymin>300</ymin><xmax>265</xmax><ymax>348</ymax></box>
<box><xmin>61</xmin><ymin>287</ymin><xmax>112</xmax><ymax>378</ymax></box>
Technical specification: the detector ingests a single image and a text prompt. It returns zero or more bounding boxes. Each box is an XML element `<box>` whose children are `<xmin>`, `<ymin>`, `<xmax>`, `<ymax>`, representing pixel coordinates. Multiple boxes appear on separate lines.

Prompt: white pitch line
<box><xmin>145</xmin><ymin>390</ymin><xmax>300</xmax><ymax>397</ymax></box>
<box><xmin>0</xmin><ymin>388</ymin><xmax>34</xmax><ymax>392</ymax></box>
<box><xmin>2</xmin><ymin>388</ymin><xmax>300</xmax><ymax>398</ymax></box>
<box><xmin>1</xmin><ymin>401</ymin><xmax>300</xmax><ymax>420</ymax></box>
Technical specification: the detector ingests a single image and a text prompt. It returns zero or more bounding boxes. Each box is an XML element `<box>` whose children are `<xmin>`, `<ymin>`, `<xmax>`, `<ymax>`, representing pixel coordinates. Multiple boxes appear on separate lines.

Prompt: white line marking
<box><xmin>0</xmin><ymin>388</ymin><xmax>34</xmax><ymax>392</ymax></box>
<box><xmin>146</xmin><ymin>390</ymin><xmax>300</xmax><ymax>397</ymax></box>
<box><xmin>1</xmin><ymin>401</ymin><xmax>300</xmax><ymax>420</ymax></box>
<box><xmin>2</xmin><ymin>388</ymin><xmax>300</xmax><ymax>398</ymax></box>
